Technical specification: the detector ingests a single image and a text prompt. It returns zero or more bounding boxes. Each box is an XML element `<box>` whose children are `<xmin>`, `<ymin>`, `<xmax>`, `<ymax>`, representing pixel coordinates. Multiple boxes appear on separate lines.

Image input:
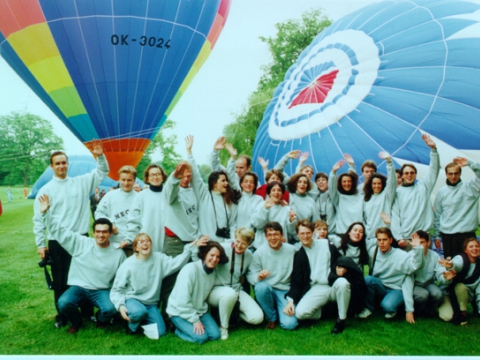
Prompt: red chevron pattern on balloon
<box><xmin>289</xmin><ymin>69</ymin><xmax>339</xmax><ymax>108</ymax></box>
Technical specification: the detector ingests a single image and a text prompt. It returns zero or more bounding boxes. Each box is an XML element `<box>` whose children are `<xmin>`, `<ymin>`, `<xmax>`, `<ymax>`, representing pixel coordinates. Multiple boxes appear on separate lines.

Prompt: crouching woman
<box><xmin>167</xmin><ymin>241</ymin><xmax>228</xmax><ymax>344</ymax></box>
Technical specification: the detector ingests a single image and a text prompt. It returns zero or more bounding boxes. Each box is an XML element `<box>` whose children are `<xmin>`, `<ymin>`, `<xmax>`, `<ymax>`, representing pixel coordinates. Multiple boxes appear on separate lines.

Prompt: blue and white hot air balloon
<box><xmin>252</xmin><ymin>0</ymin><xmax>480</xmax><ymax>180</ymax></box>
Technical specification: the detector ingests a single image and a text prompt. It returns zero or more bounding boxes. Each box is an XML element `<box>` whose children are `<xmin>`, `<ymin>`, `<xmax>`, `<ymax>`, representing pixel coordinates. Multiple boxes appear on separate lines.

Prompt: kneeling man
<box><xmin>39</xmin><ymin>195</ymin><xmax>126</xmax><ymax>333</ymax></box>
<box><xmin>359</xmin><ymin>227</ymin><xmax>424</xmax><ymax>323</ymax></box>
<box><xmin>284</xmin><ymin>220</ymin><xmax>351</xmax><ymax>334</ymax></box>
<box><xmin>247</xmin><ymin>221</ymin><xmax>298</xmax><ymax>330</ymax></box>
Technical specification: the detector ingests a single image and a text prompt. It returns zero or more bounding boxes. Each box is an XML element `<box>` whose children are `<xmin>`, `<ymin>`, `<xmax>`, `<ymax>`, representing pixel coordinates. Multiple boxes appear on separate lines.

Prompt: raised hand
<box><xmin>185</xmin><ymin>135</ymin><xmax>194</xmax><ymax>154</ymax></box>
<box><xmin>287</xmin><ymin>150</ymin><xmax>302</xmax><ymax>159</ymax></box>
<box><xmin>299</xmin><ymin>151</ymin><xmax>310</xmax><ymax>163</ymax></box>
<box><xmin>332</xmin><ymin>159</ymin><xmax>346</xmax><ymax>173</ymax></box>
<box><xmin>343</xmin><ymin>153</ymin><xmax>354</xmax><ymax>166</ymax></box>
<box><xmin>173</xmin><ymin>162</ymin><xmax>187</xmax><ymax>179</ymax></box>
<box><xmin>225</xmin><ymin>143</ymin><xmax>237</xmax><ymax>158</ymax></box>
<box><xmin>421</xmin><ymin>133</ymin><xmax>436</xmax><ymax>149</ymax></box>
<box><xmin>38</xmin><ymin>194</ymin><xmax>50</xmax><ymax>214</ymax></box>
<box><xmin>380</xmin><ymin>212</ymin><xmax>391</xmax><ymax>225</ymax></box>
<box><xmin>453</xmin><ymin>157</ymin><xmax>468</xmax><ymax>167</ymax></box>
<box><xmin>89</xmin><ymin>139</ymin><xmax>104</xmax><ymax>156</ymax></box>
<box><xmin>213</xmin><ymin>136</ymin><xmax>226</xmax><ymax>150</ymax></box>
<box><xmin>258</xmin><ymin>157</ymin><xmax>269</xmax><ymax>170</ymax></box>
<box><xmin>378</xmin><ymin>151</ymin><xmax>392</xmax><ymax>163</ymax></box>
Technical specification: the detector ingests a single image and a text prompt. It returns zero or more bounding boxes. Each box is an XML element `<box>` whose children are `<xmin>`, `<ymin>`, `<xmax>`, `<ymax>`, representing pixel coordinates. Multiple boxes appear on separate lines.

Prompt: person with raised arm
<box><xmin>38</xmin><ymin>194</ymin><xmax>125</xmax><ymax>334</ymax></box>
<box><xmin>433</xmin><ymin>157</ymin><xmax>480</xmax><ymax>258</ymax></box>
<box><xmin>33</xmin><ymin>141</ymin><xmax>109</xmax><ymax>328</ymax></box>
<box><xmin>390</xmin><ymin>133</ymin><xmax>440</xmax><ymax>250</ymax></box>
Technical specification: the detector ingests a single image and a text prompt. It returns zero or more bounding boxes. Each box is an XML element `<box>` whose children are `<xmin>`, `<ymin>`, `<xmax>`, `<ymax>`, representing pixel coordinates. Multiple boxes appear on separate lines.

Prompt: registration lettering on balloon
<box><xmin>0</xmin><ymin>0</ymin><xmax>231</xmax><ymax>180</ymax></box>
<box><xmin>253</xmin><ymin>0</ymin><xmax>480</xmax><ymax>180</ymax></box>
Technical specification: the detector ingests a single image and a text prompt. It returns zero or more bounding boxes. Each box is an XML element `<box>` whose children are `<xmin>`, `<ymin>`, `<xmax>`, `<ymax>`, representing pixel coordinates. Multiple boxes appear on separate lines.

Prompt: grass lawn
<box><xmin>1</xmin><ymin>187</ymin><xmax>480</xmax><ymax>356</ymax></box>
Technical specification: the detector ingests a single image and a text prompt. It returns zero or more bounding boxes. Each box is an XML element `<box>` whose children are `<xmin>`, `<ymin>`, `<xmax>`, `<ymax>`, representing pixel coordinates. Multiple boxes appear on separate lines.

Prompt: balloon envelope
<box><xmin>252</xmin><ymin>0</ymin><xmax>480</xmax><ymax>180</ymax></box>
<box><xmin>0</xmin><ymin>0</ymin><xmax>231</xmax><ymax>179</ymax></box>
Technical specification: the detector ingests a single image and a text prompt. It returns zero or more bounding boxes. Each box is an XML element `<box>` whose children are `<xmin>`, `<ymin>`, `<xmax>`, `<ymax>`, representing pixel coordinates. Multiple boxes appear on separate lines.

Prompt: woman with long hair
<box><xmin>339</xmin><ymin>222</ymin><xmax>369</xmax><ymax>270</ymax></box>
<box><xmin>363</xmin><ymin>152</ymin><xmax>396</xmax><ymax>241</ymax></box>
<box><xmin>167</xmin><ymin>241</ymin><xmax>228</xmax><ymax>344</ymax></box>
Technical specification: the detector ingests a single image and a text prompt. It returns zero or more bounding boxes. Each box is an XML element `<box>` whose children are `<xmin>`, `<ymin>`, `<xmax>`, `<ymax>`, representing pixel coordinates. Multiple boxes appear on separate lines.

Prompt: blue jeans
<box><xmin>57</xmin><ymin>286</ymin><xmax>116</xmax><ymax>328</ymax></box>
<box><xmin>364</xmin><ymin>276</ymin><xmax>404</xmax><ymax>314</ymax></box>
<box><xmin>254</xmin><ymin>282</ymin><xmax>298</xmax><ymax>330</ymax></box>
<box><xmin>170</xmin><ymin>313</ymin><xmax>220</xmax><ymax>344</ymax></box>
<box><xmin>126</xmin><ymin>298</ymin><xmax>166</xmax><ymax>336</ymax></box>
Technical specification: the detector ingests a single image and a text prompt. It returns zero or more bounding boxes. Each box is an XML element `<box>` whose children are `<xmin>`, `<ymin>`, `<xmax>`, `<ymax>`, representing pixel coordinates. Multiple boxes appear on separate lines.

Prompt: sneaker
<box><xmin>54</xmin><ymin>320</ymin><xmax>66</xmax><ymax>328</ymax></box>
<box><xmin>331</xmin><ymin>318</ymin><xmax>345</xmax><ymax>335</ymax></box>
<box><xmin>220</xmin><ymin>326</ymin><xmax>229</xmax><ymax>340</ymax></box>
<box><xmin>358</xmin><ymin>308</ymin><xmax>372</xmax><ymax>319</ymax></box>
<box><xmin>266</xmin><ymin>321</ymin><xmax>276</xmax><ymax>330</ymax></box>
<box><xmin>67</xmin><ymin>326</ymin><xmax>79</xmax><ymax>334</ymax></box>
<box><xmin>451</xmin><ymin>313</ymin><xmax>468</xmax><ymax>326</ymax></box>
<box><xmin>385</xmin><ymin>312</ymin><xmax>397</xmax><ymax>319</ymax></box>
<box><xmin>90</xmin><ymin>316</ymin><xmax>97</xmax><ymax>323</ymax></box>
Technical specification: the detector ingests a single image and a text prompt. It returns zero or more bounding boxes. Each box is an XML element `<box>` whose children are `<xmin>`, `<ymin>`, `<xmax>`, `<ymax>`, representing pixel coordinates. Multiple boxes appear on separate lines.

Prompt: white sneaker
<box><xmin>220</xmin><ymin>326</ymin><xmax>228</xmax><ymax>340</ymax></box>
<box><xmin>358</xmin><ymin>308</ymin><xmax>372</xmax><ymax>319</ymax></box>
<box><xmin>385</xmin><ymin>312</ymin><xmax>397</xmax><ymax>319</ymax></box>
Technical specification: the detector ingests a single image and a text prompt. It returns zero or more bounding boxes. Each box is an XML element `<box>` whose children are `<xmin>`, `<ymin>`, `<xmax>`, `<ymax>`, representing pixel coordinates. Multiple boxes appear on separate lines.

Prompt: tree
<box><xmin>136</xmin><ymin>119</ymin><xmax>182</xmax><ymax>178</ymax></box>
<box><xmin>0</xmin><ymin>112</ymin><xmax>64</xmax><ymax>186</ymax></box>
<box><xmin>220</xmin><ymin>9</ymin><xmax>332</xmax><ymax>165</ymax></box>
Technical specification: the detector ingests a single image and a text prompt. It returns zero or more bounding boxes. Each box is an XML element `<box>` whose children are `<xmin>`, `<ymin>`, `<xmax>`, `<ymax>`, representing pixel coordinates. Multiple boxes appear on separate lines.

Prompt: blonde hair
<box><xmin>234</xmin><ymin>227</ymin><xmax>255</xmax><ymax>245</ymax></box>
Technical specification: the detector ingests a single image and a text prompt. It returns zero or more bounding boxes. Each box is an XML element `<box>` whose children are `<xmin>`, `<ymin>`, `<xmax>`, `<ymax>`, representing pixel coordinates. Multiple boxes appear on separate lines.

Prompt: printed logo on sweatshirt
<box><xmin>115</xmin><ymin>210</ymin><xmax>129</xmax><ymax>220</ymax></box>
<box><xmin>185</xmin><ymin>205</ymin><xmax>196</xmax><ymax>215</ymax></box>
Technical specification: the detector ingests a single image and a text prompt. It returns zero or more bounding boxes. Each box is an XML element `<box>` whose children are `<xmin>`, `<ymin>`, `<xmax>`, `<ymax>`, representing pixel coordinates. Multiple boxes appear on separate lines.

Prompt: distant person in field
<box><xmin>6</xmin><ymin>186</ymin><xmax>13</xmax><ymax>202</ymax></box>
<box><xmin>33</xmin><ymin>142</ymin><xmax>108</xmax><ymax>329</ymax></box>
<box><xmin>38</xmin><ymin>194</ymin><xmax>125</xmax><ymax>334</ymax></box>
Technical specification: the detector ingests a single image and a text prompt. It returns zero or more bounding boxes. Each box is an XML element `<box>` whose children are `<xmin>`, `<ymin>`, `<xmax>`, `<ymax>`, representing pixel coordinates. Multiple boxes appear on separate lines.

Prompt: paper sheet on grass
<box><xmin>141</xmin><ymin>324</ymin><xmax>159</xmax><ymax>339</ymax></box>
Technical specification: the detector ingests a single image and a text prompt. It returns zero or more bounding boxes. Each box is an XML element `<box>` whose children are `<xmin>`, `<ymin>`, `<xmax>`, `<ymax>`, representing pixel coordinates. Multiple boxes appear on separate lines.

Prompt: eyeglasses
<box><xmin>137</xmin><ymin>239</ymin><xmax>151</xmax><ymax>244</ymax></box>
<box><xmin>403</xmin><ymin>171</ymin><xmax>415</xmax><ymax>175</ymax></box>
<box><xmin>149</xmin><ymin>173</ymin><xmax>163</xmax><ymax>177</ymax></box>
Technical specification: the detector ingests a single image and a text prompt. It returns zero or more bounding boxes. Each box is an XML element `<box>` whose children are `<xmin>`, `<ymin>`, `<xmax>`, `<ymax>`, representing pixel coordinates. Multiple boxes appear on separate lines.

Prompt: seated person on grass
<box><xmin>247</xmin><ymin>221</ymin><xmax>298</xmax><ymax>331</ymax></box>
<box><xmin>284</xmin><ymin>219</ymin><xmax>353</xmax><ymax>334</ymax></box>
<box><xmin>38</xmin><ymin>194</ymin><xmax>126</xmax><ymax>334</ymax></box>
<box><xmin>358</xmin><ymin>227</ymin><xmax>424</xmax><ymax>323</ymax></box>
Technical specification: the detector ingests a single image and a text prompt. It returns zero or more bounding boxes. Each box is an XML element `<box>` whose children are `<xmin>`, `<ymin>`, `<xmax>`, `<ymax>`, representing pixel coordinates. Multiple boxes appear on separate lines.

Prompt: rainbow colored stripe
<box><xmin>0</xmin><ymin>0</ymin><xmax>231</xmax><ymax>178</ymax></box>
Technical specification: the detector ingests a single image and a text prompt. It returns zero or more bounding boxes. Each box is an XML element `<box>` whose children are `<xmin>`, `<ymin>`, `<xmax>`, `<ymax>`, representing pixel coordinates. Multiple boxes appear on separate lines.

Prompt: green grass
<box><xmin>1</xmin><ymin>187</ymin><xmax>480</xmax><ymax>355</ymax></box>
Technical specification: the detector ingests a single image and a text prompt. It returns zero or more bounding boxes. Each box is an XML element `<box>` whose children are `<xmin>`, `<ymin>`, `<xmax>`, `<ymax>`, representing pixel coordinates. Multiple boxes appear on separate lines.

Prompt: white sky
<box><xmin>0</xmin><ymin>0</ymin><xmax>379</xmax><ymax>165</ymax></box>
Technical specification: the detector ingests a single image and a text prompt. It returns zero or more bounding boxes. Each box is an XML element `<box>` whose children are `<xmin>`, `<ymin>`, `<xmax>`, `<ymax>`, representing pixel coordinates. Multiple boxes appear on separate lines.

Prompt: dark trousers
<box><xmin>442</xmin><ymin>231</ymin><xmax>476</xmax><ymax>259</ymax></box>
<box><xmin>49</xmin><ymin>240</ymin><xmax>72</xmax><ymax>322</ymax></box>
<box><xmin>160</xmin><ymin>235</ymin><xmax>190</xmax><ymax>317</ymax></box>
<box><xmin>49</xmin><ymin>233</ymin><xmax>90</xmax><ymax>322</ymax></box>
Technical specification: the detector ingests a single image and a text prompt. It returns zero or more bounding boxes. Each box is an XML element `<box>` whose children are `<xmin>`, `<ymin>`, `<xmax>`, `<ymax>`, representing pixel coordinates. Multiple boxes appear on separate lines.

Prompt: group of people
<box><xmin>33</xmin><ymin>132</ymin><xmax>480</xmax><ymax>344</ymax></box>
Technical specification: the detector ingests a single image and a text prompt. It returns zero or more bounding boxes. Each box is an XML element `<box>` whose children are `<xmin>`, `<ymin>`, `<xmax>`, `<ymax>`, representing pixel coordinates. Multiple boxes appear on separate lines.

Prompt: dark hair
<box><xmin>266</xmin><ymin>181</ymin><xmax>286</xmax><ymax>195</ymax></box>
<box><xmin>237</xmin><ymin>155</ymin><xmax>252</xmax><ymax>168</ymax></box>
<box><xmin>264</xmin><ymin>221</ymin><xmax>283</xmax><ymax>235</ymax></box>
<box><xmin>296</xmin><ymin>219</ymin><xmax>314</xmax><ymax>234</ymax></box>
<box><xmin>240</xmin><ymin>171</ymin><xmax>259</xmax><ymax>193</ymax></box>
<box><xmin>363</xmin><ymin>173</ymin><xmax>387</xmax><ymax>202</ymax></box>
<box><xmin>337</xmin><ymin>171</ymin><xmax>358</xmax><ymax>195</ymax></box>
<box><xmin>400</xmin><ymin>163</ymin><xmax>417</xmax><ymax>175</ymax></box>
<box><xmin>198</xmin><ymin>240</ymin><xmax>229</xmax><ymax>265</ymax></box>
<box><xmin>314</xmin><ymin>172</ymin><xmax>328</xmax><ymax>182</ymax></box>
<box><xmin>375</xmin><ymin>227</ymin><xmax>393</xmax><ymax>239</ymax></box>
<box><xmin>50</xmin><ymin>151</ymin><xmax>68</xmax><ymax>165</ymax></box>
<box><xmin>287</xmin><ymin>173</ymin><xmax>312</xmax><ymax>194</ymax></box>
<box><xmin>93</xmin><ymin>218</ymin><xmax>113</xmax><ymax>233</ymax></box>
<box><xmin>340</xmin><ymin>222</ymin><xmax>368</xmax><ymax>266</ymax></box>
<box><xmin>415</xmin><ymin>230</ymin><xmax>430</xmax><ymax>242</ymax></box>
<box><xmin>143</xmin><ymin>164</ymin><xmax>167</xmax><ymax>185</ymax></box>
<box><xmin>361</xmin><ymin>160</ymin><xmax>377</xmax><ymax>173</ymax></box>
<box><xmin>265</xmin><ymin>169</ymin><xmax>284</xmax><ymax>183</ymax></box>
<box><xmin>208</xmin><ymin>170</ymin><xmax>241</xmax><ymax>205</ymax></box>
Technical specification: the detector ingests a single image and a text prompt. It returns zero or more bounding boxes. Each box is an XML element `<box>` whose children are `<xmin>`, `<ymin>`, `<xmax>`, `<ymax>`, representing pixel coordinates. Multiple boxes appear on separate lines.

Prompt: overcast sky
<box><xmin>0</xmin><ymin>0</ymin><xmax>379</xmax><ymax>165</ymax></box>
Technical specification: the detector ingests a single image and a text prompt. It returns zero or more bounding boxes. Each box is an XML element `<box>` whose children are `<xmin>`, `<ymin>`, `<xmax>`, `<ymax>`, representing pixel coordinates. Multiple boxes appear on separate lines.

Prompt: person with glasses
<box><xmin>110</xmin><ymin>233</ymin><xmax>206</xmax><ymax>337</ymax></box>
<box><xmin>125</xmin><ymin>164</ymin><xmax>168</xmax><ymax>252</ymax></box>
<box><xmin>391</xmin><ymin>134</ymin><xmax>440</xmax><ymax>250</ymax></box>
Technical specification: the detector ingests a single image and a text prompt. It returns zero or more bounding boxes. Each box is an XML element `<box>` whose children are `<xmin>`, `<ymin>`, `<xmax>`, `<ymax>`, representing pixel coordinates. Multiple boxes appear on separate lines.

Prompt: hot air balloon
<box><xmin>0</xmin><ymin>0</ymin><xmax>231</xmax><ymax>179</ymax></box>
<box><xmin>252</xmin><ymin>0</ymin><xmax>480</xmax><ymax>181</ymax></box>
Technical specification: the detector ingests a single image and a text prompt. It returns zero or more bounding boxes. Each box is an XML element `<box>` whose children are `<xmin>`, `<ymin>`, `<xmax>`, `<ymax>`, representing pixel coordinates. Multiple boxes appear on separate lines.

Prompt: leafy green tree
<box><xmin>0</xmin><ymin>112</ymin><xmax>64</xmax><ymax>186</ymax></box>
<box><xmin>136</xmin><ymin>119</ymin><xmax>182</xmax><ymax>178</ymax></box>
<box><xmin>220</xmin><ymin>9</ymin><xmax>332</xmax><ymax>165</ymax></box>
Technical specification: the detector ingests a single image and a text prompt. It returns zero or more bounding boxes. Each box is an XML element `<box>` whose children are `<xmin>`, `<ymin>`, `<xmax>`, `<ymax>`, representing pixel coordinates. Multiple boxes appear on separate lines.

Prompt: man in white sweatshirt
<box><xmin>38</xmin><ymin>194</ymin><xmax>126</xmax><ymax>334</ymax></box>
<box><xmin>247</xmin><ymin>221</ymin><xmax>298</xmax><ymax>330</ymax></box>
<box><xmin>433</xmin><ymin>157</ymin><xmax>480</xmax><ymax>258</ymax></box>
<box><xmin>33</xmin><ymin>143</ymin><xmax>109</xmax><ymax>328</ymax></box>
